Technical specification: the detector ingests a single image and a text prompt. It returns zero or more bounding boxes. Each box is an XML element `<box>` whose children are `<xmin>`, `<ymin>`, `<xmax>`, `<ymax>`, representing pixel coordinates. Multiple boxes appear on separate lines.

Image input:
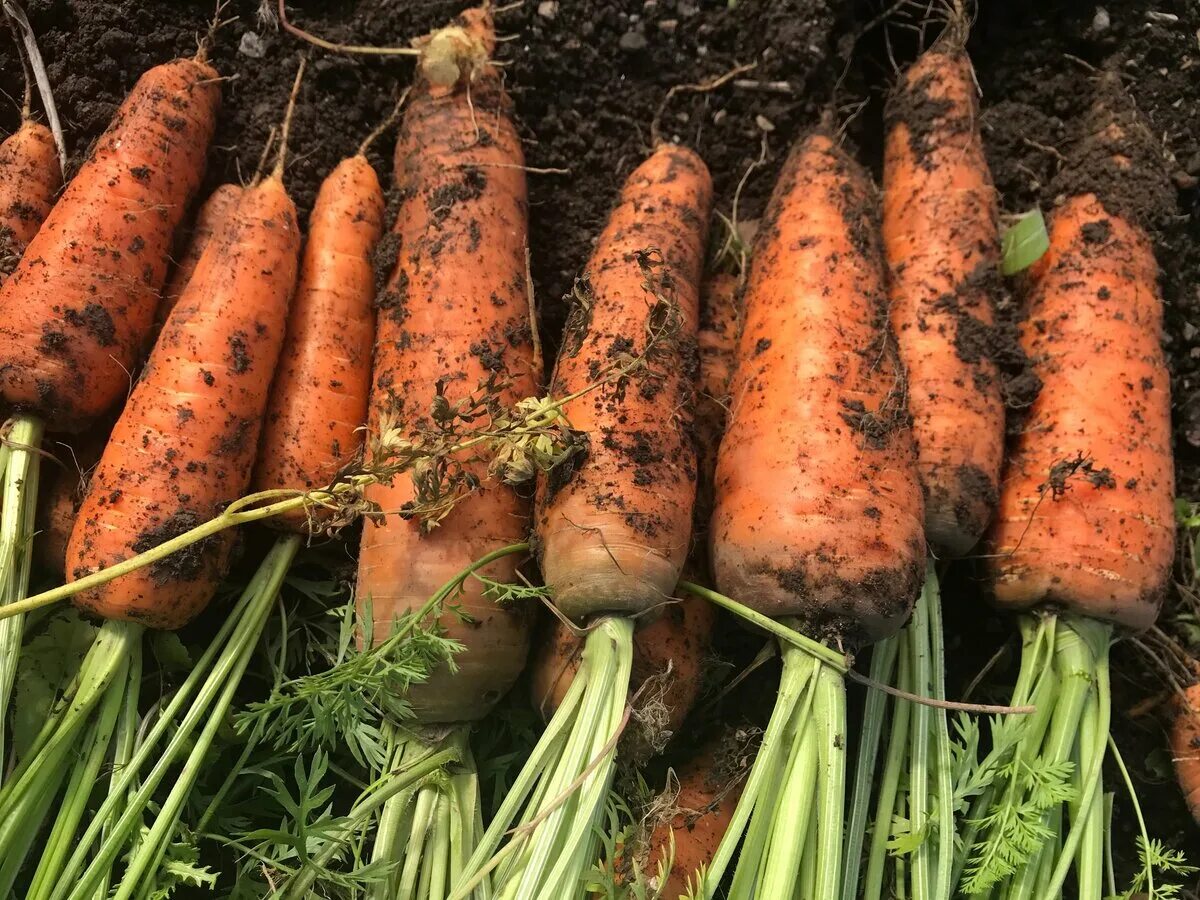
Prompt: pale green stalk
<box><xmin>0</xmin><ymin>414</ymin><xmax>43</xmax><ymax>784</ymax></box>
<box><xmin>842</xmin><ymin>634</ymin><xmax>899</xmax><ymax>900</ymax></box>
<box><xmin>909</xmin><ymin>580</ymin><xmax>934</xmax><ymax>900</ymax></box>
<box><xmin>864</xmin><ymin>636</ymin><xmax>912</xmax><ymax>900</ymax></box>
<box><xmin>926</xmin><ymin>569</ymin><xmax>954</xmax><ymax>900</ymax></box>
<box><xmin>812</xmin><ymin>661</ymin><xmax>847</xmax><ymax>899</ymax></box>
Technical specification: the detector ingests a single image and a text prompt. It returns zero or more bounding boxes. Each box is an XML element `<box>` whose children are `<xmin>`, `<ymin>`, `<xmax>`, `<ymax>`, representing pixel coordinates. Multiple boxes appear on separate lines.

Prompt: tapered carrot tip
<box><xmin>1172</xmin><ymin>683</ymin><xmax>1200</xmax><ymax>824</ymax></box>
<box><xmin>987</xmin><ymin>194</ymin><xmax>1173</xmax><ymax>630</ymax></box>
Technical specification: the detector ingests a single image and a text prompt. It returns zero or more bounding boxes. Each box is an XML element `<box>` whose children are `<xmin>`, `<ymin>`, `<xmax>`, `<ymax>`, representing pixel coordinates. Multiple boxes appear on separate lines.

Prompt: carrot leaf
<box><xmin>1000</xmin><ymin>209</ymin><xmax>1050</xmax><ymax>275</ymax></box>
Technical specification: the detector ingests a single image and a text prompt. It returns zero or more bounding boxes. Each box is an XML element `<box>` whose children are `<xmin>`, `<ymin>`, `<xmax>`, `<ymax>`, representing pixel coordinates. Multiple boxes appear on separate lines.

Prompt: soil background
<box><xmin>2</xmin><ymin>0</ymin><xmax>1200</xmax><ymax>890</ymax></box>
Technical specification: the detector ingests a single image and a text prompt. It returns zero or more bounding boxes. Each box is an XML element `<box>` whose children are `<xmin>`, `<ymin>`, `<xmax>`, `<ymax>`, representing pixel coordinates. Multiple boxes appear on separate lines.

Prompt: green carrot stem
<box><xmin>843</xmin><ymin>633</ymin><xmax>899</xmax><ymax>900</ymax></box>
<box><xmin>0</xmin><ymin>413</ymin><xmax>43</xmax><ymax>784</ymax></box>
<box><xmin>56</xmin><ymin>535</ymin><xmax>299</xmax><ymax>900</ymax></box>
<box><xmin>925</xmin><ymin>567</ymin><xmax>954</xmax><ymax>900</ymax></box>
<box><xmin>909</xmin><ymin>575</ymin><xmax>935</xmax><ymax>900</ymax></box>
<box><xmin>812</xmin><ymin>660</ymin><xmax>847</xmax><ymax>899</ymax></box>
<box><xmin>864</xmin><ymin>631</ymin><xmax>913</xmax><ymax>900</ymax></box>
<box><xmin>26</xmin><ymin>646</ymin><xmax>129</xmax><ymax>900</ymax></box>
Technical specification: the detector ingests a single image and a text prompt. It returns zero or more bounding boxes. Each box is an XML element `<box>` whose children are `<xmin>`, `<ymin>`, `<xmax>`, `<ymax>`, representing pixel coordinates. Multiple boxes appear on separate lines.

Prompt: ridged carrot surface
<box><xmin>66</xmin><ymin>178</ymin><xmax>300</xmax><ymax>628</ymax></box>
<box><xmin>0</xmin><ymin>58</ymin><xmax>220</xmax><ymax>430</ymax></box>
<box><xmin>254</xmin><ymin>156</ymin><xmax>382</xmax><ymax>531</ymax></box>
<box><xmin>883</xmin><ymin>44</ymin><xmax>1005</xmax><ymax>556</ymax></box>
<box><xmin>710</xmin><ymin>133</ymin><xmax>925</xmax><ymax>643</ymax></box>
<box><xmin>355</xmin><ymin>8</ymin><xmax>537</xmax><ymax>724</ymax></box>
<box><xmin>987</xmin><ymin>194</ymin><xmax>1173</xmax><ymax>629</ymax></box>
<box><xmin>536</xmin><ymin>144</ymin><xmax>712</xmax><ymax>620</ymax></box>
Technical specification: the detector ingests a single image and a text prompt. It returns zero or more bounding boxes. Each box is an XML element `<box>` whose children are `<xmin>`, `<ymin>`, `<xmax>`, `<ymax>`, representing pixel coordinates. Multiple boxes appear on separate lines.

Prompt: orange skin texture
<box><xmin>644</xmin><ymin>739</ymin><xmax>744</xmax><ymax>899</ymax></box>
<box><xmin>254</xmin><ymin>156</ymin><xmax>383</xmax><ymax>532</ymax></box>
<box><xmin>36</xmin><ymin>432</ymin><xmax>107</xmax><ymax>575</ymax></box>
<box><xmin>0</xmin><ymin>119</ymin><xmax>61</xmax><ymax>264</ymax></box>
<box><xmin>66</xmin><ymin>178</ymin><xmax>300</xmax><ymax>628</ymax></box>
<box><xmin>530</xmin><ymin>592</ymin><xmax>716</xmax><ymax>731</ymax></box>
<box><xmin>883</xmin><ymin>46</ymin><xmax>1005</xmax><ymax>556</ymax></box>
<box><xmin>986</xmin><ymin>195</ymin><xmax>1173</xmax><ymax>629</ymax></box>
<box><xmin>0</xmin><ymin>58</ymin><xmax>220</xmax><ymax>431</ymax></box>
<box><xmin>536</xmin><ymin>145</ymin><xmax>712</xmax><ymax>620</ymax></box>
<box><xmin>1172</xmin><ymin>683</ymin><xmax>1200</xmax><ymax>824</ymax></box>
<box><xmin>710</xmin><ymin>133</ymin><xmax>925</xmax><ymax>643</ymax></box>
<box><xmin>356</xmin><ymin>12</ymin><xmax>537</xmax><ymax>725</ymax></box>
<box><xmin>694</xmin><ymin>272</ymin><xmax>740</xmax><ymax>537</ymax></box>
<box><xmin>161</xmin><ymin>183</ymin><xmax>243</xmax><ymax>317</ymax></box>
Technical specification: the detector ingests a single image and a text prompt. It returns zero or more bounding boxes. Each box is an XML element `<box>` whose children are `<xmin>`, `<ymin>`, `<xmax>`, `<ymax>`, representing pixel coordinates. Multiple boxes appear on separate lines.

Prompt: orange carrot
<box><xmin>536</xmin><ymin>144</ymin><xmax>712</xmax><ymax>621</ymax></box>
<box><xmin>986</xmin><ymin>195</ymin><xmax>1173</xmax><ymax>629</ymax></box>
<box><xmin>35</xmin><ymin>433</ymin><xmax>106</xmax><ymax>575</ymax></box>
<box><xmin>711</xmin><ymin>132</ymin><xmax>925</xmax><ymax>643</ymax></box>
<box><xmin>530</xmin><ymin>592</ymin><xmax>716</xmax><ymax>741</ymax></box>
<box><xmin>883</xmin><ymin>43</ymin><xmax>1005</xmax><ymax>556</ymax></box>
<box><xmin>65</xmin><ymin>172</ymin><xmax>300</xmax><ymax>628</ymax></box>
<box><xmin>160</xmin><ymin>183</ymin><xmax>243</xmax><ymax>318</ymax></box>
<box><xmin>253</xmin><ymin>156</ymin><xmax>382</xmax><ymax>531</ymax></box>
<box><xmin>1172</xmin><ymin>683</ymin><xmax>1200</xmax><ymax>824</ymax></box>
<box><xmin>645</xmin><ymin>735</ymin><xmax>746</xmax><ymax>898</ymax></box>
<box><xmin>0</xmin><ymin>118</ymin><xmax>61</xmax><ymax>271</ymax></box>
<box><xmin>355</xmin><ymin>6</ymin><xmax>537</xmax><ymax>724</ymax></box>
<box><xmin>0</xmin><ymin>57</ymin><xmax>221</xmax><ymax>431</ymax></box>
<box><xmin>694</xmin><ymin>272</ymin><xmax>740</xmax><ymax>539</ymax></box>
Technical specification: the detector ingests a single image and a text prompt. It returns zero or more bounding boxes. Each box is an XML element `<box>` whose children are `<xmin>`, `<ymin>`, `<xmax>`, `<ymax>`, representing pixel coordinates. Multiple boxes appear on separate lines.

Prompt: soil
<box><xmin>6</xmin><ymin>0</ymin><xmax>1200</xmax><ymax>887</ymax></box>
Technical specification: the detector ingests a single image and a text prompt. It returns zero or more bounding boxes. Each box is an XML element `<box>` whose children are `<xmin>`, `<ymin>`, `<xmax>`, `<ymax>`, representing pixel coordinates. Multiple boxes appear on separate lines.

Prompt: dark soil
<box><xmin>7</xmin><ymin>0</ymin><xmax>1200</xmax><ymax>887</ymax></box>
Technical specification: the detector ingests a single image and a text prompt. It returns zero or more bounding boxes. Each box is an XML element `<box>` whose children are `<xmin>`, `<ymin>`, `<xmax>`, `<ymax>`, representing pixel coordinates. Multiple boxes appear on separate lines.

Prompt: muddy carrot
<box><xmin>1171</xmin><ymin>684</ymin><xmax>1200</xmax><ymax>824</ymax></box>
<box><xmin>452</xmin><ymin>142</ymin><xmax>711</xmax><ymax>900</ymax></box>
<box><xmin>702</xmin><ymin>132</ymin><xmax>924</xmax><ymax>900</ymax></box>
<box><xmin>965</xmin><ymin>79</ymin><xmax>1174</xmax><ymax>899</ymax></box>
<box><xmin>253</xmin><ymin>156</ymin><xmax>382</xmax><ymax>531</ymax></box>
<box><xmin>355</xmin><ymin>6</ymin><xmax>537</xmax><ymax>725</ymax></box>
<box><xmin>65</xmin><ymin>172</ymin><xmax>300</xmax><ymax>628</ymax></box>
<box><xmin>0</xmin><ymin>57</ymin><xmax>220</xmax><ymax>429</ymax></box>
<box><xmin>160</xmin><ymin>183</ymin><xmax>243</xmax><ymax>317</ymax></box>
<box><xmin>35</xmin><ymin>433</ymin><xmax>106</xmax><ymax>575</ymax></box>
<box><xmin>0</xmin><ymin>118</ymin><xmax>61</xmax><ymax>270</ymax></box>
<box><xmin>694</xmin><ymin>272</ymin><xmax>739</xmax><ymax>535</ymax></box>
<box><xmin>883</xmin><ymin>43</ymin><xmax>1004</xmax><ymax>556</ymax></box>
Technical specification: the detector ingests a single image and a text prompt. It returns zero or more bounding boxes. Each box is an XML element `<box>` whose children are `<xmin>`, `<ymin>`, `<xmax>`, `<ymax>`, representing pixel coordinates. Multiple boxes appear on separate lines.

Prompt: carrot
<box><xmin>700</xmin><ymin>132</ymin><xmax>924</xmax><ymax>900</ymax></box>
<box><xmin>694</xmin><ymin>272</ymin><xmax>739</xmax><ymax>535</ymax></box>
<box><xmin>711</xmin><ymin>131</ymin><xmax>925</xmax><ymax>642</ymax></box>
<box><xmin>882</xmin><ymin>43</ymin><xmax>1004</xmax><ymax>556</ymax></box>
<box><xmin>65</xmin><ymin>171</ymin><xmax>300</xmax><ymax>627</ymax></box>
<box><xmin>35</xmin><ymin>433</ymin><xmax>106</xmax><ymax>575</ymax></box>
<box><xmin>0</xmin><ymin>118</ymin><xmax>61</xmax><ymax>272</ymax></box>
<box><xmin>987</xmin><ymin>196</ymin><xmax>1172</xmax><ymax>628</ymax></box>
<box><xmin>253</xmin><ymin>155</ymin><xmax>382</xmax><ymax>531</ymax></box>
<box><xmin>847</xmin><ymin>37</ymin><xmax>1004</xmax><ymax>900</ymax></box>
<box><xmin>645</xmin><ymin>735</ymin><xmax>746</xmax><ymax>898</ymax></box>
<box><xmin>1171</xmin><ymin>683</ymin><xmax>1200</xmax><ymax>825</ymax></box>
<box><xmin>355</xmin><ymin>6</ymin><xmax>537</xmax><ymax>727</ymax></box>
<box><xmin>160</xmin><ymin>183</ymin><xmax>243</xmax><ymax>318</ymax></box>
<box><xmin>0</xmin><ymin>56</ymin><xmax>221</xmax><ymax>430</ymax></box>
<box><xmin>530</xmin><ymin>593</ymin><xmax>717</xmax><ymax>751</ymax></box>
<box><xmin>2</xmin><ymin>66</ymin><xmax>306</xmax><ymax>900</ymax></box>
<box><xmin>454</xmin><ymin>142</ymin><xmax>711</xmax><ymax>900</ymax></box>
<box><xmin>536</xmin><ymin>146</ymin><xmax>710</xmax><ymax>621</ymax></box>
<box><xmin>961</xmin><ymin>80</ymin><xmax>1174</xmax><ymax>897</ymax></box>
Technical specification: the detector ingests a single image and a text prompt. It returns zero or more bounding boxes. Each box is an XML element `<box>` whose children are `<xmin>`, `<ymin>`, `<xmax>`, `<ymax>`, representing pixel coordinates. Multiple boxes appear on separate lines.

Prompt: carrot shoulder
<box><xmin>253</xmin><ymin>156</ymin><xmax>382</xmax><ymax>531</ymax></box>
<box><xmin>65</xmin><ymin>178</ymin><xmax>300</xmax><ymax>628</ymax></box>
<box><xmin>710</xmin><ymin>133</ymin><xmax>925</xmax><ymax>642</ymax></box>
<box><xmin>986</xmin><ymin>194</ymin><xmax>1173</xmax><ymax>629</ymax></box>
<box><xmin>535</xmin><ymin>144</ymin><xmax>712</xmax><ymax>620</ymax></box>
<box><xmin>0</xmin><ymin>58</ymin><xmax>220</xmax><ymax>430</ymax></box>
<box><xmin>883</xmin><ymin>44</ymin><xmax>1005</xmax><ymax>556</ymax></box>
<box><xmin>0</xmin><ymin>119</ymin><xmax>61</xmax><ymax>268</ymax></box>
<box><xmin>355</xmin><ymin>7</ymin><xmax>537</xmax><ymax>724</ymax></box>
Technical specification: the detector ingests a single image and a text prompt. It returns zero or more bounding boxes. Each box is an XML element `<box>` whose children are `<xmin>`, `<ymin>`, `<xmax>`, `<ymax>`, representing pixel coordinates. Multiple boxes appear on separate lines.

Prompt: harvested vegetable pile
<box><xmin>0</xmin><ymin>0</ymin><xmax>1199</xmax><ymax>898</ymax></box>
